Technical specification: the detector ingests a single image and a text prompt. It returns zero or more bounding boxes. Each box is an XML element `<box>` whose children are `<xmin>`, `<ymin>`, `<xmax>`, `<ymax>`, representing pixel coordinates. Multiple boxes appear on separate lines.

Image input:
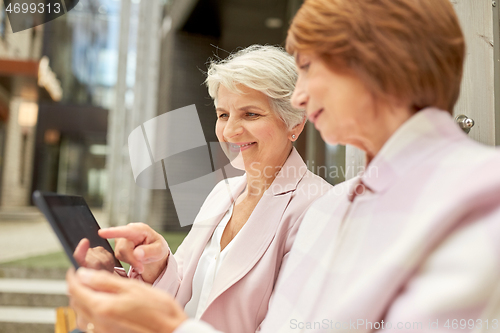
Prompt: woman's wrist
<box><xmin>141</xmin><ymin>250</ymin><xmax>170</xmax><ymax>284</ymax></box>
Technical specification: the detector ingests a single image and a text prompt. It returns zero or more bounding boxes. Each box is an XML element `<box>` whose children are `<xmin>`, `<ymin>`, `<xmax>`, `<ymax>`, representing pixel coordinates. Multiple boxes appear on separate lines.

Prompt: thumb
<box><xmin>73</xmin><ymin>238</ymin><xmax>90</xmax><ymax>266</ymax></box>
<box><xmin>133</xmin><ymin>241</ymin><xmax>169</xmax><ymax>264</ymax></box>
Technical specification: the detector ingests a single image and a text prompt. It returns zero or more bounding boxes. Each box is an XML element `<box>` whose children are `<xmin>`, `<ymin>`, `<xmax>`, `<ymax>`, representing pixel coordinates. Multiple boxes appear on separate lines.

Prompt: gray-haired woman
<box><xmin>71</xmin><ymin>45</ymin><xmax>331</xmax><ymax>333</ymax></box>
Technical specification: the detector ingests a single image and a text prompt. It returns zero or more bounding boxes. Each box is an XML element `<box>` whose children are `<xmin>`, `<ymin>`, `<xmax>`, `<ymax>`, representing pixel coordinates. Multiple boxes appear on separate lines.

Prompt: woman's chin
<box><xmin>229</xmin><ymin>156</ymin><xmax>246</xmax><ymax>170</ymax></box>
<box><xmin>321</xmin><ymin>133</ymin><xmax>338</xmax><ymax>146</ymax></box>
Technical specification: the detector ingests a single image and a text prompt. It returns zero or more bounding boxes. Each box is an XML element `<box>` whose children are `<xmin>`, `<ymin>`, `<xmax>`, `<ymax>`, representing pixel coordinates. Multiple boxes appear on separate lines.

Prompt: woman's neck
<box><xmin>355</xmin><ymin>104</ymin><xmax>414</xmax><ymax>165</ymax></box>
<box><xmin>243</xmin><ymin>146</ymin><xmax>292</xmax><ymax>199</ymax></box>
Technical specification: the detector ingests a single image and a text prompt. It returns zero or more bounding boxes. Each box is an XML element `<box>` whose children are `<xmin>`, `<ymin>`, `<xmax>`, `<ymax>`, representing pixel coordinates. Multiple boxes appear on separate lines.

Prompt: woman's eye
<box><xmin>246</xmin><ymin>112</ymin><xmax>259</xmax><ymax>118</ymax></box>
<box><xmin>299</xmin><ymin>63</ymin><xmax>310</xmax><ymax>70</ymax></box>
<box><xmin>218</xmin><ymin>113</ymin><xmax>228</xmax><ymax>119</ymax></box>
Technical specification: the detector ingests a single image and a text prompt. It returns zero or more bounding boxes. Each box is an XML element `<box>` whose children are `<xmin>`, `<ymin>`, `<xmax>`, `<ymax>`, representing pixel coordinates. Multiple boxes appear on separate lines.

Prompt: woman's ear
<box><xmin>289</xmin><ymin>116</ymin><xmax>307</xmax><ymax>141</ymax></box>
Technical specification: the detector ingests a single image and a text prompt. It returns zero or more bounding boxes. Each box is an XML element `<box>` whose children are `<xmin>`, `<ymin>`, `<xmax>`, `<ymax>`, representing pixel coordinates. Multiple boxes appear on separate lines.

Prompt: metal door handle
<box><xmin>455</xmin><ymin>114</ymin><xmax>475</xmax><ymax>134</ymax></box>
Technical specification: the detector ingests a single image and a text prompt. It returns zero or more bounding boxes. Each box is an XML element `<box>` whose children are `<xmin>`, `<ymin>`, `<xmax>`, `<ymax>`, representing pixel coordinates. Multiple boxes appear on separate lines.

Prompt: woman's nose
<box><xmin>223</xmin><ymin>117</ymin><xmax>243</xmax><ymax>139</ymax></box>
<box><xmin>291</xmin><ymin>78</ymin><xmax>308</xmax><ymax>109</ymax></box>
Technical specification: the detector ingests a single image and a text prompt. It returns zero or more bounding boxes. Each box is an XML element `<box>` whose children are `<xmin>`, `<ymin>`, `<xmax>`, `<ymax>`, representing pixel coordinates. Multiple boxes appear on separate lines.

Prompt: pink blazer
<box><xmin>258</xmin><ymin>108</ymin><xmax>500</xmax><ymax>332</ymax></box>
<box><xmin>152</xmin><ymin>148</ymin><xmax>332</xmax><ymax>333</ymax></box>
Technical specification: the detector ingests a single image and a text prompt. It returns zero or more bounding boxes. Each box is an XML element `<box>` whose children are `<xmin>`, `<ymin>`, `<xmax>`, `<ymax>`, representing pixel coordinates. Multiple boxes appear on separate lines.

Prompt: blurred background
<box><xmin>0</xmin><ymin>0</ymin><xmax>348</xmax><ymax>233</ymax></box>
<box><xmin>0</xmin><ymin>0</ymin><xmax>498</xmax><ymax>331</ymax></box>
<box><xmin>0</xmin><ymin>1</ymin><xmax>342</xmax><ymax>331</ymax></box>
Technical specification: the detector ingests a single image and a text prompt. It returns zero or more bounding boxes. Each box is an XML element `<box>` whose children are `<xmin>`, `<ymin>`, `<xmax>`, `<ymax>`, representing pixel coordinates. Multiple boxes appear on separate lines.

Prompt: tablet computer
<box><xmin>33</xmin><ymin>190</ymin><xmax>122</xmax><ymax>269</ymax></box>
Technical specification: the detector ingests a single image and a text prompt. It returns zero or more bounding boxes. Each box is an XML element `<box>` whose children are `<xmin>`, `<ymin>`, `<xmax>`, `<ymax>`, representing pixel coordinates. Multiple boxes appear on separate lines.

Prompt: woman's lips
<box><xmin>308</xmin><ymin>108</ymin><xmax>324</xmax><ymax>124</ymax></box>
<box><xmin>228</xmin><ymin>142</ymin><xmax>256</xmax><ymax>153</ymax></box>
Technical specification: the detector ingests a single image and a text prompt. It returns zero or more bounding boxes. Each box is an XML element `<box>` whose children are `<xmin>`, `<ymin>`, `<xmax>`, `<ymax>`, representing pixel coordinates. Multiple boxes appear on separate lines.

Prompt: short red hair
<box><xmin>287</xmin><ymin>0</ymin><xmax>466</xmax><ymax>113</ymax></box>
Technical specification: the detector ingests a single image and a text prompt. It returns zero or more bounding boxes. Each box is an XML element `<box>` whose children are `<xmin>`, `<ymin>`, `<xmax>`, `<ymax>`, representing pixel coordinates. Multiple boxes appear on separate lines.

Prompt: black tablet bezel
<box><xmin>33</xmin><ymin>190</ymin><xmax>122</xmax><ymax>269</ymax></box>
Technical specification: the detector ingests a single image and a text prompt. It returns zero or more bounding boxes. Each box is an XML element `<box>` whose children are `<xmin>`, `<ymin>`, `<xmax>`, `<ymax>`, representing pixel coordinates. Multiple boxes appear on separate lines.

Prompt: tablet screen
<box><xmin>35</xmin><ymin>192</ymin><xmax>122</xmax><ymax>268</ymax></box>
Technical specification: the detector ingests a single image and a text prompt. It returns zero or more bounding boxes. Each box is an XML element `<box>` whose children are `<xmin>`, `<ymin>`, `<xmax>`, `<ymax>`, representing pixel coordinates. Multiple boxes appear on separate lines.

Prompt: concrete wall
<box><xmin>452</xmin><ymin>0</ymin><xmax>497</xmax><ymax>146</ymax></box>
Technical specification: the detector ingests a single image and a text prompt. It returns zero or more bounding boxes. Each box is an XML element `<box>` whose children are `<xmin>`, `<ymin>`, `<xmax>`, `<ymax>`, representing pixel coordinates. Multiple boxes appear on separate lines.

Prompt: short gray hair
<box><xmin>205</xmin><ymin>45</ymin><xmax>305</xmax><ymax>130</ymax></box>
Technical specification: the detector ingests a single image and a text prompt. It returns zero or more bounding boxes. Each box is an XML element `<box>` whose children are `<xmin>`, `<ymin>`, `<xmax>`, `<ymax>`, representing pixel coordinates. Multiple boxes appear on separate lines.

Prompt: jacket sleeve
<box><xmin>376</xmin><ymin>205</ymin><xmax>500</xmax><ymax>333</ymax></box>
<box><xmin>150</xmin><ymin>241</ymin><xmax>186</xmax><ymax>296</ymax></box>
<box><xmin>173</xmin><ymin>319</ymin><xmax>224</xmax><ymax>333</ymax></box>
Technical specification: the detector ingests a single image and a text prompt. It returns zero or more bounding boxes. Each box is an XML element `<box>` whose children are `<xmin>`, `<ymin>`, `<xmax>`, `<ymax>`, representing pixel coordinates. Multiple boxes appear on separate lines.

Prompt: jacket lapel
<box><xmin>178</xmin><ymin>175</ymin><xmax>248</xmax><ymax>304</ymax></box>
<box><xmin>201</xmin><ymin>148</ymin><xmax>308</xmax><ymax>311</ymax></box>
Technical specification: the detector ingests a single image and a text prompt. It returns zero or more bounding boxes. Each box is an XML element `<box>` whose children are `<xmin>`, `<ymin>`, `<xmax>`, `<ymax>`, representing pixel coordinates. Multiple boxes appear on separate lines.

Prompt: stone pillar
<box><xmin>127</xmin><ymin>0</ymin><xmax>163</xmax><ymax>224</ymax></box>
<box><xmin>1</xmin><ymin>97</ymin><xmax>37</xmax><ymax>206</ymax></box>
<box><xmin>104</xmin><ymin>0</ymin><xmax>163</xmax><ymax>226</ymax></box>
<box><xmin>104</xmin><ymin>0</ymin><xmax>131</xmax><ymax>226</ymax></box>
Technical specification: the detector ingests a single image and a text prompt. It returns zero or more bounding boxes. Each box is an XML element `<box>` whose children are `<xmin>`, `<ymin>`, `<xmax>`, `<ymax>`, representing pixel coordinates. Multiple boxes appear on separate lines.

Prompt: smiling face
<box><xmin>215</xmin><ymin>84</ymin><xmax>294</xmax><ymax>174</ymax></box>
<box><xmin>291</xmin><ymin>52</ymin><xmax>379</xmax><ymax>151</ymax></box>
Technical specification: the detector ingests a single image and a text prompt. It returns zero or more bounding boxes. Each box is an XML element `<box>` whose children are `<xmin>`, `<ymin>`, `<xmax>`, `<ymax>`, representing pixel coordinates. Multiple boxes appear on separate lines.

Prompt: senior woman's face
<box><xmin>291</xmin><ymin>52</ymin><xmax>376</xmax><ymax>148</ymax></box>
<box><xmin>215</xmin><ymin>84</ymin><xmax>292</xmax><ymax>172</ymax></box>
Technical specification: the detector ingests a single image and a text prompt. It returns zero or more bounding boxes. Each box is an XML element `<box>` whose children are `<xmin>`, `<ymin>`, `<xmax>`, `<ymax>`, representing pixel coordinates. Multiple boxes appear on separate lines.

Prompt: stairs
<box><xmin>0</xmin><ymin>207</ymin><xmax>105</xmax><ymax>332</ymax></box>
<box><xmin>0</xmin><ymin>268</ymin><xmax>69</xmax><ymax>333</ymax></box>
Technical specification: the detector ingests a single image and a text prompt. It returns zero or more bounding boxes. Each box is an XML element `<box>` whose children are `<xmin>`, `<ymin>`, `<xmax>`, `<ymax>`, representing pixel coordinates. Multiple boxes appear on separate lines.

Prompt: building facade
<box><xmin>0</xmin><ymin>8</ymin><xmax>62</xmax><ymax>208</ymax></box>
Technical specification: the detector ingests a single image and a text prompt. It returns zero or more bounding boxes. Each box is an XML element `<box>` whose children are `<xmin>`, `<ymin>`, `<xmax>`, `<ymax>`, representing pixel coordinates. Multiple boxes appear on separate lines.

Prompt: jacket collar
<box><xmin>201</xmin><ymin>146</ymin><xmax>307</xmax><ymax>208</ymax></box>
<box><xmin>268</xmin><ymin>147</ymin><xmax>309</xmax><ymax>195</ymax></box>
<box><xmin>198</xmin><ymin>147</ymin><xmax>309</xmax><ymax>312</ymax></box>
<box><xmin>215</xmin><ymin>146</ymin><xmax>308</xmax><ymax>198</ymax></box>
<box><xmin>360</xmin><ymin>107</ymin><xmax>467</xmax><ymax>194</ymax></box>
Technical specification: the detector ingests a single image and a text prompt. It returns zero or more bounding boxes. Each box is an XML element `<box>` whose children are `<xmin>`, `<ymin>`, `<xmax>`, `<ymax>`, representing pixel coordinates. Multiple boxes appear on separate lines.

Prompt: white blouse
<box><xmin>184</xmin><ymin>203</ymin><xmax>238</xmax><ymax>319</ymax></box>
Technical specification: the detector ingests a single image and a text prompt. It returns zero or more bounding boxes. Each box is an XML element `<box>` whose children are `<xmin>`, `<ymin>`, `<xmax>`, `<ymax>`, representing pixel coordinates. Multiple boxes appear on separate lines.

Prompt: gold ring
<box><xmin>86</xmin><ymin>322</ymin><xmax>95</xmax><ymax>333</ymax></box>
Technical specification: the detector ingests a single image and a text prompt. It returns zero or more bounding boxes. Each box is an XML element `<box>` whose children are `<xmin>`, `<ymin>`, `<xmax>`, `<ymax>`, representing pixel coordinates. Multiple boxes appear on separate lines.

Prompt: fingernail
<box><xmin>77</xmin><ymin>267</ymin><xmax>94</xmax><ymax>284</ymax></box>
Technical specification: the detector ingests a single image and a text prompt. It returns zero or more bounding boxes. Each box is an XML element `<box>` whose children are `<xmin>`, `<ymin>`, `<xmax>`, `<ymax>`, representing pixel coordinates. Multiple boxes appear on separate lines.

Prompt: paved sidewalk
<box><xmin>0</xmin><ymin>206</ymin><xmax>108</xmax><ymax>264</ymax></box>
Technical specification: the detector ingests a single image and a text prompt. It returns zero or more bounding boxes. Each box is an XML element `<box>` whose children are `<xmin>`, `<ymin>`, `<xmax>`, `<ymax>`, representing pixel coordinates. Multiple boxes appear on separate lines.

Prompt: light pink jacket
<box><xmin>175</xmin><ymin>108</ymin><xmax>500</xmax><ymax>333</ymax></box>
<box><xmin>151</xmin><ymin>148</ymin><xmax>332</xmax><ymax>333</ymax></box>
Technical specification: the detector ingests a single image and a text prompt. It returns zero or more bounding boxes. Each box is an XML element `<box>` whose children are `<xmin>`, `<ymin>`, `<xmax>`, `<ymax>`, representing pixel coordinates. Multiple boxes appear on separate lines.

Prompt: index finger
<box><xmin>98</xmin><ymin>225</ymin><xmax>145</xmax><ymax>243</ymax></box>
